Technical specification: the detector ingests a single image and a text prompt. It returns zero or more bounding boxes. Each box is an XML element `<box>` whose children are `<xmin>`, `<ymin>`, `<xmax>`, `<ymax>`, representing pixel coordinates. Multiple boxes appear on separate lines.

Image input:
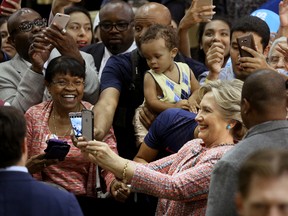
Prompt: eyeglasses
<box><xmin>51</xmin><ymin>80</ymin><xmax>85</xmax><ymax>88</ymax></box>
<box><xmin>99</xmin><ymin>22</ymin><xmax>131</xmax><ymax>32</ymax></box>
<box><xmin>13</xmin><ymin>18</ymin><xmax>47</xmax><ymax>34</ymax></box>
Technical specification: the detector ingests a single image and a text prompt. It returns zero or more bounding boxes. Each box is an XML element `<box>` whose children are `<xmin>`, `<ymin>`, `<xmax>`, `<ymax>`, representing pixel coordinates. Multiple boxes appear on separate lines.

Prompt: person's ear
<box><xmin>21</xmin><ymin>138</ymin><xmax>28</xmax><ymax>162</ymax></box>
<box><xmin>263</xmin><ymin>44</ymin><xmax>270</xmax><ymax>57</ymax></box>
<box><xmin>227</xmin><ymin>119</ymin><xmax>237</xmax><ymax>129</ymax></box>
<box><xmin>235</xmin><ymin>192</ymin><xmax>244</xmax><ymax>216</ymax></box>
<box><xmin>241</xmin><ymin>98</ymin><xmax>250</xmax><ymax>115</ymax></box>
<box><xmin>45</xmin><ymin>80</ymin><xmax>52</xmax><ymax>93</ymax></box>
<box><xmin>171</xmin><ymin>47</ymin><xmax>178</xmax><ymax>58</ymax></box>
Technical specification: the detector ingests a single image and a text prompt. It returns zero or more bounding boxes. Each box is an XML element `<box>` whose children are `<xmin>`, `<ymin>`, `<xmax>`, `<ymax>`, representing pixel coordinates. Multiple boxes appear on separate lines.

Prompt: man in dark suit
<box><xmin>206</xmin><ymin>69</ymin><xmax>288</xmax><ymax>216</ymax></box>
<box><xmin>81</xmin><ymin>0</ymin><xmax>137</xmax><ymax>79</ymax></box>
<box><xmin>0</xmin><ymin>106</ymin><xmax>84</xmax><ymax>216</ymax></box>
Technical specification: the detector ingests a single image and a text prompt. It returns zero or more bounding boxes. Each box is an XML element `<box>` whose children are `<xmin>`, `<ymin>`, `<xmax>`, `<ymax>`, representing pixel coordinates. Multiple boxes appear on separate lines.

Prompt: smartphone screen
<box><xmin>69</xmin><ymin>112</ymin><xmax>82</xmax><ymax>138</ymax></box>
<box><xmin>82</xmin><ymin>110</ymin><xmax>94</xmax><ymax>141</ymax></box>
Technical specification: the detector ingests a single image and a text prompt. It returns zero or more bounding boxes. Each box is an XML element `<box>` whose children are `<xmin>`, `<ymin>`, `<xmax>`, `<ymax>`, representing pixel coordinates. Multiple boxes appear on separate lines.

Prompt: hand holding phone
<box><xmin>237</xmin><ymin>33</ymin><xmax>256</xmax><ymax>58</ymax></box>
<box><xmin>195</xmin><ymin>0</ymin><xmax>214</xmax><ymax>19</ymax></box>
<box><xmin>50</xmin><ymin>13</ymin><xmax>70</xmax><ymax>30</ymax></box>
<box><xmin>0</xmin><ymin>0</ymin><xmax>20</xmax><ymax>15</ymax></box>
<box><xmin>44</xmin><ymin>139</ymin><xmax>70</xmax><ymax>161</ymax></box>
<box><xmin>69</xmin><ymin>110</ymin><xmax>94</xmax><ymax>141</ymax></box>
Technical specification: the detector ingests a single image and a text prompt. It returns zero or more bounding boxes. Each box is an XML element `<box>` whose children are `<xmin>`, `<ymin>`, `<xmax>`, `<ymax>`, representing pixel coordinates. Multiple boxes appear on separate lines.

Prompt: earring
<box><xmin>226</xmin><ymin>124</ymin><xmax>231</xmax><ymax>130</ymax></box>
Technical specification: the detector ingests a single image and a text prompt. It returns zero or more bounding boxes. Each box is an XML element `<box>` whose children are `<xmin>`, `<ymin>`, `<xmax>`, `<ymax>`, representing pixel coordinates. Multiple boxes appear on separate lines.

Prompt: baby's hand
<box><xmin>175</xmin><ymin>100</ymin><xmax>190</xmax><ymax>110</ymax></box>
<box><xmin>188</xmin><ymin>98</ymin><xmax>199</xmax><ymax>113</ymax></box>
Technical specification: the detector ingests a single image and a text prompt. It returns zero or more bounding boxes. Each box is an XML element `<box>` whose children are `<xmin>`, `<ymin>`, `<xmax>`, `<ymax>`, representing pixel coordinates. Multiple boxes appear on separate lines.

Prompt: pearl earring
<box><xmin>226</xmin><ymin>124</ymin><xmax>231</xmax><ymax>130</ymax></box>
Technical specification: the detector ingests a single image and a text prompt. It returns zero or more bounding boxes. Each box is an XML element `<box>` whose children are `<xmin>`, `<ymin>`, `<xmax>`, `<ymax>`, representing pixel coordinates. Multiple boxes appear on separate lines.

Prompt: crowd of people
<box><xmin>0</xmin><ymin>0</ymin><xmax>287</xmax><ymax>216</ymax></box>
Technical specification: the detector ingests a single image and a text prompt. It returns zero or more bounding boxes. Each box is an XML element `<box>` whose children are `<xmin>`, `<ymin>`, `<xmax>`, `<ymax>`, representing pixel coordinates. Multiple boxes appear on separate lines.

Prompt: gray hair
<box><xmin>198</xmin><ymin>79</ymin><xmax>245</xmax><ymax>140</ymax></box>
<box><xmin>268</xmin><ymin>36</ymin><xmax>287</xmax><ymax>58</ymax></box>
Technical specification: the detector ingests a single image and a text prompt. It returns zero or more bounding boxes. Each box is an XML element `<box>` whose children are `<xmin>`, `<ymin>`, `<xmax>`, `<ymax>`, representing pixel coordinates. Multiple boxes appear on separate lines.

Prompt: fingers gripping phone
<box><xmin>0</xmin><ymin>0</ymin><xmax>20</xmax><ymax>14</ymax></box>
<box><xmin>69</xmin><ymin>110</ymin><xmax>94</xmax><ymax>141</ymax></box>
<box><xmin>237</xmin><ymin>33</ymin><xmax>256</xmax><ymax>58</ymax></box>
<box><xmin>196</xmin><ymin>0</ymin><xmax>213</xmax><ymax>19</ymax></box>
<box><xmin>50</xmin><ymin>13</ymin><xmax>70</xmax><ymax>29</ymax></box>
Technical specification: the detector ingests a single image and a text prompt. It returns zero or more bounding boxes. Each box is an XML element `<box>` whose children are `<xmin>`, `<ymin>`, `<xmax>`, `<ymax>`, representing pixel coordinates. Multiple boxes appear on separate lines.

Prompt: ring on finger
<box><xmin>61</xmin><ymin>28</ymin><xmax>67</xmax><ymax>34</ymax></box>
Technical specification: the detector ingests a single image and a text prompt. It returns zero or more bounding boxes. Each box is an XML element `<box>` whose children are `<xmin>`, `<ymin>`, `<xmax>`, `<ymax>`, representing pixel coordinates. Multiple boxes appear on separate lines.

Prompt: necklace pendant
<box><xmin>47</xmin><ymin>133</ymin><xmax>59</xmax><ymax>140</ymax></box>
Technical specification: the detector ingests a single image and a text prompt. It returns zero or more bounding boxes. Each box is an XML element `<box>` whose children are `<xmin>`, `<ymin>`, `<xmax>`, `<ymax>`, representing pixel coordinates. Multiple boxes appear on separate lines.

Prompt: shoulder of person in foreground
<box><xmin>33</xmin><ymin>180</ymin><xmax>84</xmax><ymax>215</ymax></box>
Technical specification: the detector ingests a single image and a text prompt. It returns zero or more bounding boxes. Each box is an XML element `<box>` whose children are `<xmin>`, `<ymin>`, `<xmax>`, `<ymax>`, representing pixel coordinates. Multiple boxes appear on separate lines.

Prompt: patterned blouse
<box><xmin>131</xmin><ymin>138</ymin><xmax>234</xmax><ymax>216</ymax></box>
<box><xmin>25</xmin><ymin>100</ymin><xmax>116</xmax><ymax>196</ymax></box>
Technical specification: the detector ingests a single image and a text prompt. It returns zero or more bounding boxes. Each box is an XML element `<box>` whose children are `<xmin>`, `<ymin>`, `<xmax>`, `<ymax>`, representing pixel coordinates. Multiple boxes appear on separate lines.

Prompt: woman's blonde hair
<box><xmin>198</xmin><ymin>79</ymin><xmax>246</xmax><ymax>141</ymax></box>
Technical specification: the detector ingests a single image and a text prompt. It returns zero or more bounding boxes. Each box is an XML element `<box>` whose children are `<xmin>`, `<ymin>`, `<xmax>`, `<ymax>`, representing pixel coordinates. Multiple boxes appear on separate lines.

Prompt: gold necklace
<box><xmin>51</xmin><ymin>104</ymin><xmax>82</xmax><ymax>137</ymax></box>
<box><xmin>52</xmin><ymin>110</ymin><xmax>71</xmax><ymax>137</ymax></box>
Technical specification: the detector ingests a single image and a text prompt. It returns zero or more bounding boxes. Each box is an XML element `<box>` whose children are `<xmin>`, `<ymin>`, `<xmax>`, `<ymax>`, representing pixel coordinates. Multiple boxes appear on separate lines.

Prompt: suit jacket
<box><xmin>81</xmin><ymin>42</ymin><xmax>105</xmax><ymax>72</ymax></box>
<box><xmin>0</xmin><ymin>171</ymin><xmax>83</xmax><ymax>216</ymax></box>
<box><xmin>0</xmin><ymin>54</ymin><xmax>45</xmax><ymax>113</ymax></box>
<box><xmin>206</xmin><ymin>120</ymin><xmax>288</xmax><ymax>216</ymax></box>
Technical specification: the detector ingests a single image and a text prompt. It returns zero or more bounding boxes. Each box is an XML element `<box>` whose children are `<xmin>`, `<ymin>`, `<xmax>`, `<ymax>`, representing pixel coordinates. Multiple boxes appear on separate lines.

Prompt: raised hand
<box><xmin>29</xmin><ymin>31</ymin><xmax>53</xmax><ymax>74</ymax></box>
<box><xmin>238</xmin><ymin>46</ymin><xmax>272</xmax><ymax>73</ymax></box>
<box><xmin>0</xmin><ymin>0</ymin><xmax>22</xmax><ymax>16</ymax></box>
<box><xmin>206</xmin><ymin>41</ymin><xmax>226</xmax><ymax>77</ymax></box>
<box><xmin>43</xmin><ymin>23</ymin><xmax>84</xmax><ymax>65</ymax></box>
<box><xmin>51</xmin><ymin>0</ymin><xmax>81</xmax><ymax>14</ymax></box>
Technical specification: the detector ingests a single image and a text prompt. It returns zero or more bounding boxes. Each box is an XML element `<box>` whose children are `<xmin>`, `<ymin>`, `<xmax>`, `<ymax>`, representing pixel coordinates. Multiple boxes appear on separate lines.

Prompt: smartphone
<box><xmin>50</xmin><ymin>13</ymin><xmax>70</xmax><ymax>29</ymax></box>
<box><xmin>44</xmin><ymin>139</ymin><xmax>70</xmax><ymax>161</ymax></box>
<box><xmin>69</xmin><ymin>112</ymin><xmax>82</xmax><ymax>138</ymax></box>
<box><xmin>237</xmin><ymin>33</ymin><xmax>256</xmax><ymax>58</ymax></box>
<box><xmin>0</xmin><ymin>0</ymin><xmax>20</xmax><ymax>14</ymax></box>
<box><xmin>196</xmin><ymin>0</ymin><xmax>213</xmax><ymax>19</ymax></box>
<box><xmin>82</xmin><ymin>110</ymin><xmax>94</xmax><ymax>141</ymax></box>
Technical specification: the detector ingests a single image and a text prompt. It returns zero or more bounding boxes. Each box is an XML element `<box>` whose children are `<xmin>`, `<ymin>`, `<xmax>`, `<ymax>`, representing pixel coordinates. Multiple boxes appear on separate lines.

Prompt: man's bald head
<box><xmin>241</xmin><ymin>69</ymin><xmax>287</xmax><ymax>128</ymax></box>
<box><xmin>135</xmin><ymin>2</ymin><xmax>171</xmax><ymax>26</ymax></box>
<box><xmin>99</xmin><ymin>0</ymin><xmax>134</xmax><ymax>21</ymax></box>
<box><xmin>134</xmin><ymin>2</ymin><xmax>172</xmax><ymax>48</ymax></box>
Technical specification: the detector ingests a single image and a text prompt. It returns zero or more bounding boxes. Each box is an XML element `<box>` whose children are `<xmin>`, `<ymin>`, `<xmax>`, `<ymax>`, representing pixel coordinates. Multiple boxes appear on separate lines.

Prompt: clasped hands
<box><xmin>73</xmin><ymin>136</ymin><xmax>132</xmax><ymax>202</ymax></box>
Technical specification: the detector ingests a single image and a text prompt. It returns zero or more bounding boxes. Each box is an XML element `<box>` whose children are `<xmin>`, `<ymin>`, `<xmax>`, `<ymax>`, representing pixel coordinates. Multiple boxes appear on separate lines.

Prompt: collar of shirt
<box><xmin>0</xmin><ymin>165</ymin><xmax>28</xmax><ymax>173</ymax></box>
<box><xmin>98</xmin><ymin>41</ymin><xmax>137</xmax><ymax>79</ymax></box>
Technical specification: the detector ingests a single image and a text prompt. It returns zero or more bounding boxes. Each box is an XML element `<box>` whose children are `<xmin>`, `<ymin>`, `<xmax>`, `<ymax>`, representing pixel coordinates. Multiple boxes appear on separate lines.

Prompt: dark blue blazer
<box><xmin>0</xmin><ymin>171</ymin><xmax>83</xmax><ymax>216</ymax></box>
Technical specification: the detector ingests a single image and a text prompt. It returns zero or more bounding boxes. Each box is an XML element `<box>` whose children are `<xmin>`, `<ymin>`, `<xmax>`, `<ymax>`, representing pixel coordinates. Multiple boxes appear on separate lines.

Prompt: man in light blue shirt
<box><xmin>198</xmin><ymin>15</ymin><xmax>280</xmax><ymax>84</ymax></box>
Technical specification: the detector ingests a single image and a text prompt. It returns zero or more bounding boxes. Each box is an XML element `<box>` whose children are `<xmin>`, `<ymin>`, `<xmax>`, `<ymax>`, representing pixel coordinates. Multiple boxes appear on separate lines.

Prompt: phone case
<box><xmin>196</xmin><ymin>0</ymin><xmax>213</xmax><ymax>19</ymax></box>
<box><xmin>69</xmin><ymin>112</ymin><xmax>82</xmax><ymax>138</ymax></box>
<box><xmin>50</xmin><ymin>13</ymin><xmax>70</xmax><ymax>29</ymax></box>
<box><xmin>82</xmin><ymin>110</ymin><xmax>94</xmax><ymax>141</ymax></box>
<box><xmin>237</xmin><ymin>33</ymin><xmax>256</xmax><ymax>58</ymax></box>
<box><xmin>44</xmin><ymin>139</ymin><xmax>70</xmax><ymax>161</ymax></box>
